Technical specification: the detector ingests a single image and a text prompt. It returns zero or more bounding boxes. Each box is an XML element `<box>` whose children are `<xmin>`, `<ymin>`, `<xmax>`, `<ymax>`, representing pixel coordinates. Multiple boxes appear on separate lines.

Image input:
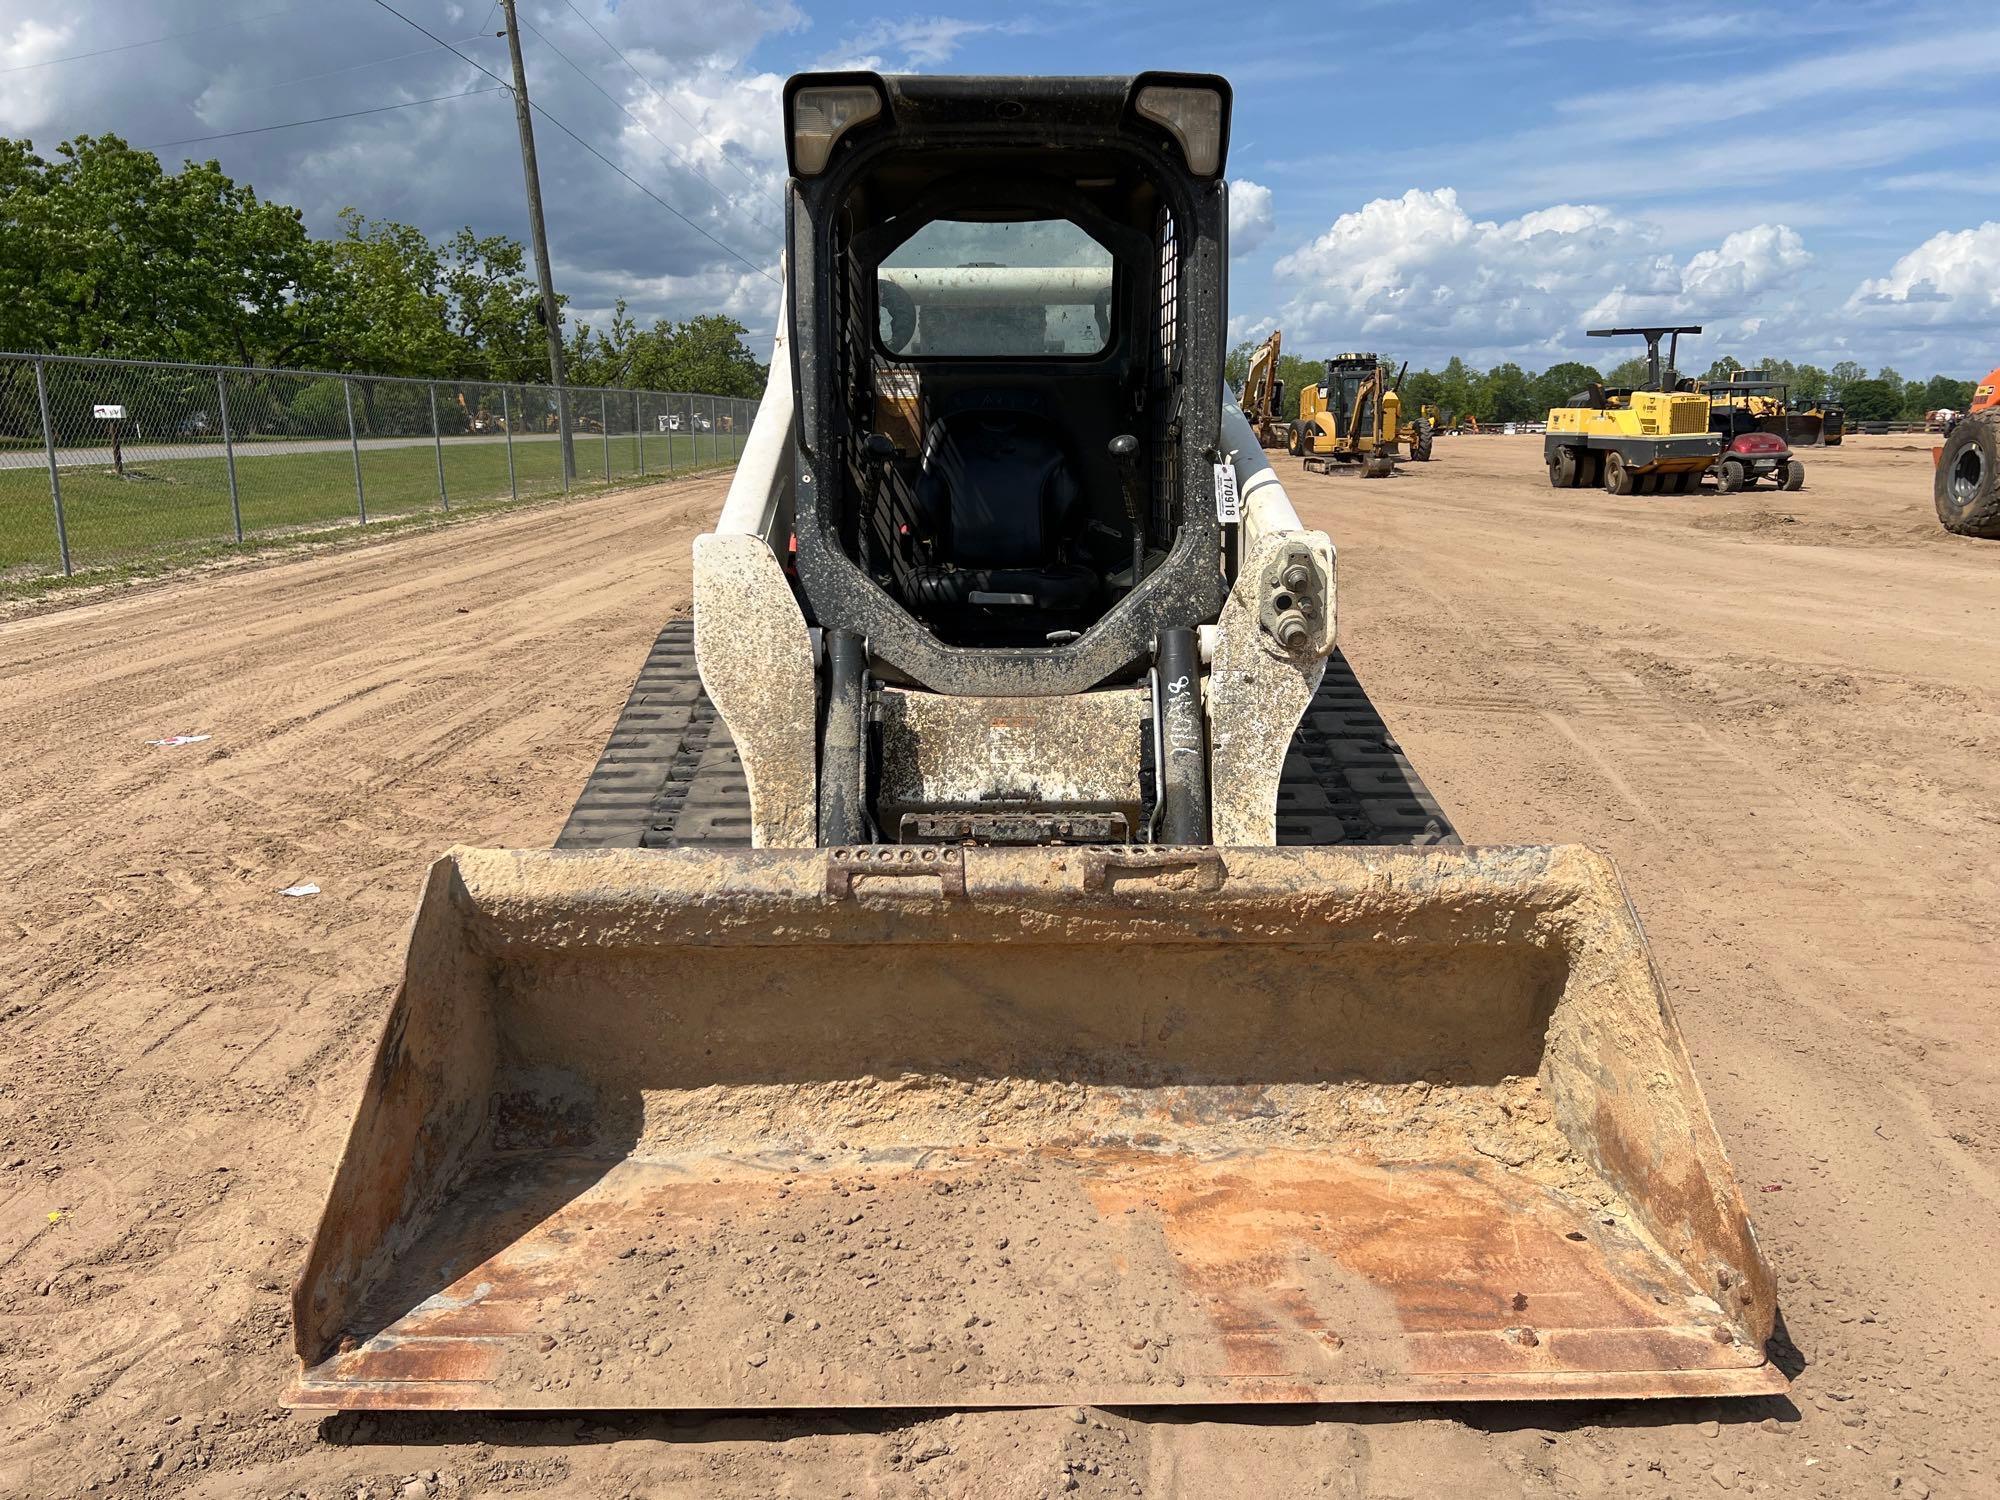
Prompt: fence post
<box><xmin>216</xmin><ymin>370</ymin><xmax>243</xmax><ymax>543</ymax></box>
<box><xmin>601</xmin><ymin>391</ymin><xmax>611</xmax><ymax>483</ymax></box>
<box><xmin>666</xmin><ymin>396</ymin><xmax>676</xmax><ymax>474</ymax></box>
<box><xmin>34</xmin><ymin>359</ymin><xmax>73</xmax><ymax>577</ymax></box>
<box><xmin>344</xmin><ymin>377</ymin><xmax>367</xmax><ymax>523</ymax></box>
<box><xmin>635</xmin><ymin>391</ymin><xmax>645</xmax><ymax>476</ymax></box>
<box><xmin>503</xmin><ymin>386</ymin><xmax>517</xmax><ymax>501</ymax></box>
<box><xmin>559</xmin><ymin>390</ymin><xmax>570</xmax><ymax>493</ymax></box>
<box><xmin>430</xmin><ymin>382</ymin><xmax>449</xmax><ymax>512</ymax></box>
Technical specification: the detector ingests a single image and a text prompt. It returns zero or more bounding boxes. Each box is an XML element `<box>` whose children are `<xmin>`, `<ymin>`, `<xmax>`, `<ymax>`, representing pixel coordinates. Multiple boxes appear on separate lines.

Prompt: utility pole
<box><xmin>500</xmin><ymin>0</ymin><xmax>574</xmax><ymax>482</ymax></box>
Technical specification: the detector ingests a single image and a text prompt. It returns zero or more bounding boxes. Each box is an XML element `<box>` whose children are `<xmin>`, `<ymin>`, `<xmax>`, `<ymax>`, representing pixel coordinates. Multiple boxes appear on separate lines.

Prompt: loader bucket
<box><xmin>290</xmin><ymin>844</ymin><xmax>1783</xmax><ymax>1410</ymax></box>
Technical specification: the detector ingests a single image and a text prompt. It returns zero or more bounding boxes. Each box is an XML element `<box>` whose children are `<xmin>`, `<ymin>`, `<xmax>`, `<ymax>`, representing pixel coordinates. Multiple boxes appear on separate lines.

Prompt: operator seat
<box><xmin>906</xmin><ymin>409</ymin><xmax>1097</xmax><ymax>617</ymax></box>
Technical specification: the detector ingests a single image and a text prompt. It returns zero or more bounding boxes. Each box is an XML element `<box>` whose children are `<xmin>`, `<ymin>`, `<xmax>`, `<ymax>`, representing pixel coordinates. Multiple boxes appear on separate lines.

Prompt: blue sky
<box><xmin>4</xmin><ymin>0</ymin><xmax>1996</xmax><ymax>374</ymax></box>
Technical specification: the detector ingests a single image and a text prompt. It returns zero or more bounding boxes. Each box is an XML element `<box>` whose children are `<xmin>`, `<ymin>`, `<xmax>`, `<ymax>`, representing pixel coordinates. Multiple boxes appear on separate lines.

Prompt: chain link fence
<box><xmin>0</xmin><ymin>352</ymin><xmax>757</xmax><ymax>581</ymax></box>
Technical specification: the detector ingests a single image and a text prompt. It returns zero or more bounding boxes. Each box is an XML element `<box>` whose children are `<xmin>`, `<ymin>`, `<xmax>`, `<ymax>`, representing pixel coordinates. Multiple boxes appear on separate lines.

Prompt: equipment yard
<box><xmin>2</xmin><ymin>435</ymin><xmax>1995</xmax><ymax>1498</ymax></box>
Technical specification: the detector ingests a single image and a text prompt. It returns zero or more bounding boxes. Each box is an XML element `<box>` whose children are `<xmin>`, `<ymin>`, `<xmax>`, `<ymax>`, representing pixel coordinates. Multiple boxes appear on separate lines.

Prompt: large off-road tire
<box><xmin>1549</xmin><ymin>446</ymin><xmax>1578</xmax><ymax>488</ymax></box>
<box><xmin>1782</xmin><ymin>459</ymin><xmax>1805</xmax><ymax>492</ymax></box>
<box><xmin>1603</xmin><ymin>451</ymin><xmax>1634</xmax><ymax>495</ymax></box>
<box><xmin>1286</xmin><ymin>423</ymin><xmax>1304</xmax><ymax>456</ymax></box>
<box><xmin>1410</xmin><ymin>418</ymin><xmax>1434</xmax><ymax>462</ymax></box>
<box><xmin>1934</xmin><ymin>413</ymin><xmax>2000</xmax><ymax>537</ymax></box>
<box><xmin>1717</xmin><ymin>458</ymin><xmax>1747</xmax><ymax>494</ymax></box>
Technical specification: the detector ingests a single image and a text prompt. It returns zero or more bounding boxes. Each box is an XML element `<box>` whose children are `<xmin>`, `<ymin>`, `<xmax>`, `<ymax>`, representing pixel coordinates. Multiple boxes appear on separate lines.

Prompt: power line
<box><xmin>0</xmin><ymin>2</ymin><xmax>311</xmax><ymax>74</ymax></box>
<box><xmin>526</xmin><ymin>102</ymin><xmax>778</xmax><ymax>284</ymax></box>
<box><xmin>517</xmin><ymin>15</ymin><xmax>783</xmax><ymax>240</ymax></box>
<box><xmin>366</xmin><ymin>0</ymin><xmax>776</xmax><ymax>285</ymax></box>
<box><xmin>363</xmin><ymin>0</ymin><xmax>515</xmax><ymax>90</ymax></box>
<box><xmin>143</xmin><ymin>86</ymin><xmax>508</xmax><ymax>150</ymax></box>
<box><xmin>235</xmin><ymin>37</ymin><xmax>493</xmax><ymax>96</ymax></box>
<box><xmin>558</xmin><ymin>0</ymin><xmax>777</xmax><ymax>206</ymax></box>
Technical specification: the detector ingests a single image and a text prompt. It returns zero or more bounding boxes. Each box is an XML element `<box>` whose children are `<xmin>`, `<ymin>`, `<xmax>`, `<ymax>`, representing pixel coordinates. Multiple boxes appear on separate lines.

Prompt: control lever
<box><xmin>1108</xmin><ymin>433</ymin><xmax>1144</xmax><ymax>588</ymax></box>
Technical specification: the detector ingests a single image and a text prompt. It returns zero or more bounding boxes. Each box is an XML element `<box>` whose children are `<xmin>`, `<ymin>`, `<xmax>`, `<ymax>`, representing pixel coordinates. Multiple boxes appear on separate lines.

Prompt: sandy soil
<box><xmin>2</xmin><ymin>438</ymin><xmax>1995</xmax><ymax>1497</ymax></box>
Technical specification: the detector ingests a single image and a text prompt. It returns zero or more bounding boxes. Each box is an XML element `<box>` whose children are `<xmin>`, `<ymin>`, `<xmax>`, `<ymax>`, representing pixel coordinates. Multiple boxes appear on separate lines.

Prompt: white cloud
<box><xmin>1269</xmin><ymin>188</ymin><xmax>1811</xmax><ymax>361</ymax></box>
<box><xmin>0</xmin><ymin>17</ymin><xmax>77</xmax><ymax>134</ymax></box>
<box><xmin>1846</xmin><ymin>223</ymin><xmax>2000</xmax><ymax>328</ymax></box>
<box><xmin>1550</xmin><ymin>30</ymin><xmax>2000</xmax><ymax>147</ymax></box>
<box><xmin>2</xmin><ymin>0</ymin><xmax>803</xmax><ymax>343</ymax></box>
<box><xmin>1228</xmin><ymin>179</ymin><xmax>1274</xmax><ymax>258</ymax></box>
<box><xmin>1226</xmin><ymin>311</ymin><xmax>1276</xmax><ymax>346</ymax></box>
<box><xmin>822</xmin><ymin>16</ymin><xmax>1015</xmax><ymax>69</ymax></box>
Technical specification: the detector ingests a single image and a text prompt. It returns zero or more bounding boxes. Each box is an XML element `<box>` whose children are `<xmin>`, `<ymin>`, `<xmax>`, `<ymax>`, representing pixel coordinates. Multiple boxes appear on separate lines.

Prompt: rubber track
<box><xmin>557</xmin><ymin>619</ymin><xmax>1456</xmax><ymax>849</ymax></box>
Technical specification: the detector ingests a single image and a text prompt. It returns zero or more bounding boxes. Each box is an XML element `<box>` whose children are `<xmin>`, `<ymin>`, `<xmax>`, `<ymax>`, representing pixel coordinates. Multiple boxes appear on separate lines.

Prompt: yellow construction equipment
<box><xmin>1545</xmin><ymin>327</ymin><xmax>1721</xmax><ymax>495</ymax></box>
<box><xmin>1239</xmin><ymin>329</ymin><xmax>1289</xmax><ymax>448</ymax></box>
<box><xmin>291</xmin><ymin>71</ymin><xmax>1783</xmax><ymax>1413</ymax></box>
<box><xmin>1286</xmin><ymin>352</ymin><xmax>1410</xmax><ymax>475</ymax></box>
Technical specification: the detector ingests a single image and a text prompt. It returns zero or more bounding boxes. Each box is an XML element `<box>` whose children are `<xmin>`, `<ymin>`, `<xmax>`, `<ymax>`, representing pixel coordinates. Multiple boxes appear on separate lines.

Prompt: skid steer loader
<box><xmin>291</xmin><ymin>71</ymin><xmax>1782</xmax><ymax>1412</ymax></box>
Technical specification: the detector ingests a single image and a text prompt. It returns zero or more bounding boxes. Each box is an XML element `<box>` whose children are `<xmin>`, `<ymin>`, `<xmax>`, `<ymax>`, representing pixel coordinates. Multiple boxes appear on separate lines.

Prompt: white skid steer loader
<box><xmin>291</xmin><ymin>72</ymin><xmax>1782</xmax><ymax>1411</ymax></box>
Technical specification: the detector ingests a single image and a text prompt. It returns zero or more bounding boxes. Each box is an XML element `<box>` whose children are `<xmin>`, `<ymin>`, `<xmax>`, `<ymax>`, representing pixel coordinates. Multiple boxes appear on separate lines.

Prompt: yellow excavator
<box><xmin>1240</xmin><ymin>329</ymin><xmax>1290</xmax><ymax>448</ymax></box>
<box><xmin>1285</xmin><ymin>353</ymin><xmax>1430</xmax><ymax>474</ymax></box>
<box><xmin>290</xmin><ymin>71</ymin><xmax>1782</xmax><ymax>1414</ymax></box>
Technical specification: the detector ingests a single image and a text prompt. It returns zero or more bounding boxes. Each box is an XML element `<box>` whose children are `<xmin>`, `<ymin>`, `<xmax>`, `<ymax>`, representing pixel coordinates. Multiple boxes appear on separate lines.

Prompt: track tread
<box><xmin>559</xmin><ymin>620</ymin><xmax>1457</xmax><ymax>849</ymax></box>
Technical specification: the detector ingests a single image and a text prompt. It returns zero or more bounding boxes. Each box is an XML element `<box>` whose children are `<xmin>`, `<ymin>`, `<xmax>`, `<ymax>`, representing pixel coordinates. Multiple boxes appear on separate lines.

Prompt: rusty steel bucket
<box><xmin>289</xmin><ymin>843</ymin><xmax>1783</xmax><ymax>1410</ymax></box>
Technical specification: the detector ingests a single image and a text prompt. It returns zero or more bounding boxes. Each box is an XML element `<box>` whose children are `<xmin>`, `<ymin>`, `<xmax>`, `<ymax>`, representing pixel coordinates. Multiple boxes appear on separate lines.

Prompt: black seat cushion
<box><xmin>915</xmin><ymin>410</ymin><xmax>1081</xmax><ymax>569</ymax></box>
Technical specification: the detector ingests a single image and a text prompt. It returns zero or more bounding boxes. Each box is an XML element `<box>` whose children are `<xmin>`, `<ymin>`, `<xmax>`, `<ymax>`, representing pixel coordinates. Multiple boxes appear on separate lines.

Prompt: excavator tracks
<box><xmin>558</xmin><ymin>619</ymin><xmax>1455</xmax><ymax>850</ymax></box>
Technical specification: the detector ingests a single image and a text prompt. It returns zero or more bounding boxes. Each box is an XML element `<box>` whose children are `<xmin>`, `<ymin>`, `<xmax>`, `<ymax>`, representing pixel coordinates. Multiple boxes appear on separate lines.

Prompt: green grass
<box><xmin>0</xmin><ymin>430</ymin><xmax>748</xmax><ymax>576</ymax></box>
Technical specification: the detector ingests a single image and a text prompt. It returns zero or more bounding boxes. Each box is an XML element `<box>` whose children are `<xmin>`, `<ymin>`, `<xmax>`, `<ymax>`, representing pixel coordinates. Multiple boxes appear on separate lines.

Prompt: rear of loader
<box><xmin>291</xmin><ymin>70</ymin><xmax>1782</xmax><ymax>1413</ymax></box>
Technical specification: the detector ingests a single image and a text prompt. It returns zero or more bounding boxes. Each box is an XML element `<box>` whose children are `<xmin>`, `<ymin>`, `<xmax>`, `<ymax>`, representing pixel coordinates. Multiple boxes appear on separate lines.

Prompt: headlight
<box><xmin>1134</xmin><ymin>84</ymin><xmax>1224</xmax><ymax>175</ymax></box>
<box><xmin>790</xmin><ymin>84</ymin><xmax>882</xmax><ymax>175</ymax></box>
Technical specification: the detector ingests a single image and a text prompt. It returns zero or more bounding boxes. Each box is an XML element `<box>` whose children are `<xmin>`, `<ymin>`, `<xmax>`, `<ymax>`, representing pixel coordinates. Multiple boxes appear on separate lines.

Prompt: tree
<box><xmin>1704</xmin><ymin>355</ymin><xmax>1743</xmax><ymax>383</ymax></box>
<box><xmin>1434</xmin><ymin>356</ymin><xmax>1481</xmax><ymax>422</ymax></box>
<box><xmin>1224</xmin><ymin>339</ymin><xmax>1257</xmax><ymax>390</ymax></box>
<box><xmin>0</xmin><ymin>133</ymin><xmax>317</xmax><ymax>364</ymax></box>
<box><xmin>442</xmin><ymin>227</ymin><xmax>549</xmax><ymax>381</ymax></box>
<box><xmin>1829</xmin><ymin>361</ymin><xmax>1865</xmax><ymax>400</ymax></box>
<box><xmin>1532</xmin><ymin>361</ymin><xmax>1602</xmax><ymax>412</ymax></box>
<box><xmin>1605</xmin><ymin>355</ymin><xmax>1652</xmax><ymax>389</ymax></box>
<box><xmin>1840</xmin><ymin>378</ymin><xmax>1901</xmax><ymax>423</ymax></box>
<box><xmin>561</xmin><ymin>304</ymin><xmax>767</xmax><ymax>397</ymax></box>
<box><xmin>1274</xmin><ymin>354</ymin><xmax>1325</xmax><ymax>417</ymax></box>
<box><xmin>307</xmin><ymin>209</ymin><xmax>460</xmax><ymax>378</ymax></box>
<box><xmin>628</xmin><ymin>313</ymin><xmax>767</xmax><ymax>397</ymax></box>
<box><xmin>1482</xmin><ymin>362</ymin><xmax>1536</xmax><ymax>422</ymax></box>
<box><xmin>1916</xmin><ymin>374</ymin><xmax>1974</xmax><ymax>416</ymax></box>
<box><xmin>1402</xmin><ymin>366</ymin><xmax>1445</xmax><ymax>411</ymax></box>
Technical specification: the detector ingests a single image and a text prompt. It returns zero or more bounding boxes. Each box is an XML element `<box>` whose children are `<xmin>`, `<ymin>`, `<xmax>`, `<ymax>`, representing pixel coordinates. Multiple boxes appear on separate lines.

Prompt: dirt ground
<box><xmin>1</xmin><ymin>437</ymin><xmax>1995</xmax><ymax>1498</ymax></box>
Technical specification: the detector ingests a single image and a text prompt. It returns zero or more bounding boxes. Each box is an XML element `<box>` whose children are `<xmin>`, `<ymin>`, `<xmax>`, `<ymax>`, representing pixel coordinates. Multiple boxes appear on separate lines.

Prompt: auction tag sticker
<box><xmin>1213</xmin><ymin>460</ymin><xmax>1242</xmax><ymax>523</ymax></box>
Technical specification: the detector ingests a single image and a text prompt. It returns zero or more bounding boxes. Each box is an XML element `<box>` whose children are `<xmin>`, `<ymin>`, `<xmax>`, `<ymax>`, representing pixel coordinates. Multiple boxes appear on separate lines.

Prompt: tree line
<box><xmin>1230</xmin><ymin>342</ymin><xmax>1980</xmax><ymax>426</ymax></box>
<box><xmin>1</xmin><ymin>133</ymin><xmax>767</xmax><ymax>397</ymax></box>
